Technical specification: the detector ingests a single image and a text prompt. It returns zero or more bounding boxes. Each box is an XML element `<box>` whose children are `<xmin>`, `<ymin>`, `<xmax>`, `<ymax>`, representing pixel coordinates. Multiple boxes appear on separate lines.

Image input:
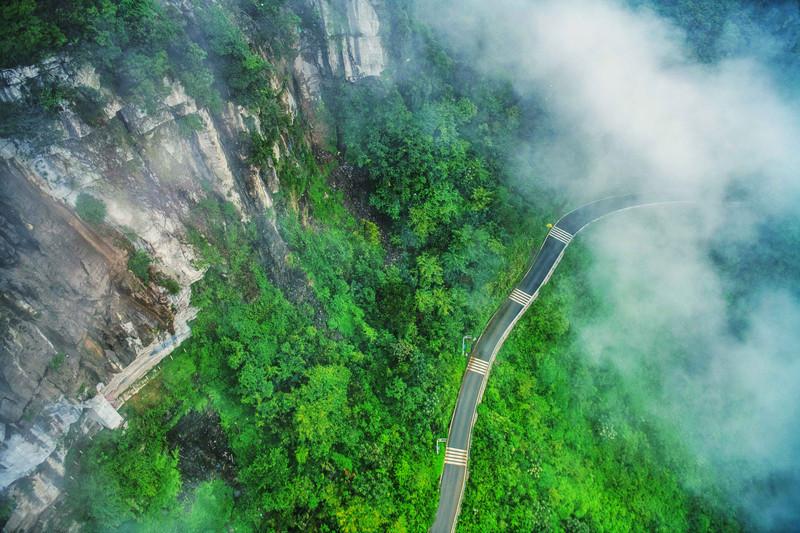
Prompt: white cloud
<box><xmin>420</xmin><ymin>0</ymin><xmax>800</xmax><ymax>527</ymax></box>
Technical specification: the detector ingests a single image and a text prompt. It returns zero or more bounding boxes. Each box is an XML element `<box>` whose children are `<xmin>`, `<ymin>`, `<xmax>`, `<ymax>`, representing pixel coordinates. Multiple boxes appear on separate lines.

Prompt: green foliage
<box><xmin>48</xmin><ymin>352</ymin><xmax>66</xmax><ymax>371</ymax></box>
<box><xmin>334</xmin><ymin>81</ymin><xmax>500</xmax><ymax>257</ymax></box>
<box><xmin>240</xmin><ymin>0</ymin><xmax>299</xmax><ymax>57</ymax></box>
<box><xmin>0</xmin><ymin>0</ymin><xmax>65</xmax><ymax>68</ymax></box>
<box><xmin>196</xmin><ymin>4</ymin><xmax>271</xmax><ymax>109</ymax></box>
<box><xmin>134</xmin><ymin>479</ymin><xmax>235</xmax><ymax>532</ymax></box>
<box><xmin>53</xmin><ymin>2</ymin><xmax>748</xmax><ymax>531</ymax></box>
<box><xmin>176</xmin><ymin>113</ymin><xmax>204</xmax><ymax>137</ymax></box>
<box><xmin>0</xmin><ymin>495</ymin><xmax>13</xmax><ymax>529</ymax></box>
<box><xmin>249</xmin><ymin>131</ymin><xmax>276</xmax><ymax>168</ymax></box>
<box><xmin>180</xmin><ymin>479</ymin><xmax>234</xmax><ymax>531</ymax></box>
<box><xmin>29</xmin><ymin>81</ymin><xmax>70</xmax><ymax>112</ymax></box>
<box><xmin>67</xmin><ymin>403</ymin><xmax>182</xmax><ymax>530</ymax></box>
<box><xmin>172</xmin><ymin>42</ymin><xmax>223</xmax><ymax>112</ymax></box>
<box><xmin>128</xmin><ymin>249</ymin><xmax>152</xmax><ymax>283</ymax></box>
<box><xmin>633</xmin><ymin>0</ymin><xmax>740</xmax><ymax>62</ymax></box>
<box><xmin>294</xmin><ymin>365</ymin><xmax>352</xmax><ymax>458</ymax></box>
<box><xmin>156</xmin><ymin>274</ymin><xmax>181</xmax><ymax>295</ymax></box>
<box><xmin>73</xmin><ymin>0</ymin><xmax>180</xmax><ymax>108</ymax></box>
<box><xmin>361</xmin><ymin>219</ymin><xmax>381</xmax><ymax>246</ymax></box>
<box><xmin>0</xmin><ymin>0</ymin><xmax>220</xmax><ymax>109</ymax></box>
<box><xmin>0</xmin><ymin>0</ymin><xmax>300</xmax><ymax>117</ymax></box>
<box><xmin>458</xmin><ymin>249</ymin><xmax>739</xmax><ymax>531</ymax></box>
<box><xmin>75</xmin><ymin>192</ymin><xmax>106</xmax><ymax>225</ymax></box>
<box><xmin>61</xmin><ymin>193</ymin><xmax>461</xmax><ymax>531</ymax></box>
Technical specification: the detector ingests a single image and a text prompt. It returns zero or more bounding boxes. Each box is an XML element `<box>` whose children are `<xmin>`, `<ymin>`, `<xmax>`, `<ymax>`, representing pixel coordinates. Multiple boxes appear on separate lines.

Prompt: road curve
<box><xmin>430</xmin><ymin>194</ymin><xmax>681</xmax><ymax>533</ymax></box>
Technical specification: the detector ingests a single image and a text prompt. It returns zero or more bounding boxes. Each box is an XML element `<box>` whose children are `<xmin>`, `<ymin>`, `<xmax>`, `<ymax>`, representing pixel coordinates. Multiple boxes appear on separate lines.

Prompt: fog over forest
<box><xmin>3</xmin><ymin>0</ymin><xmax>800</xmax><ymax>530</ymax></box>
<box><xmin>420</xmin><ymin>0</ymin><xmax>800</xmax><ymax>528</ymax></box>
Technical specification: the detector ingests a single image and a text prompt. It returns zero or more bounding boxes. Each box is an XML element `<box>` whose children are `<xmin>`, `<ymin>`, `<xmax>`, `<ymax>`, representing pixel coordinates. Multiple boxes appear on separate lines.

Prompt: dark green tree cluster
<box><xmin>127</xmin><ymin>249</ymin><xmax>152</xmax><ymax>283</ymax></box>
<box><xmin>180</xmin><ymin>198</ymin><xmax>450</xmax><ymax>530</ymax></box>
<box><xmin>67</xmin><ymin>402</ymin><xmax>181</xmax><ymax>530</ymax></box>
<box><xmin>331</xmin><ymin>80</ymin><xmax>525</xmax><ymax>322</ymax></box>
<box><xmin>0</xmin><ymin>0</ymin><xmax>66</xmax><ymax>68</ymax></box>
<box><xmin>0</xmin><ymin>0</ymin><xmax>297</xmax><ymax>113</ymax></box>
<box><xmin>0</xmin><ymin>0</ymin><xmax>214</xmax><ymax>109</ymax></box>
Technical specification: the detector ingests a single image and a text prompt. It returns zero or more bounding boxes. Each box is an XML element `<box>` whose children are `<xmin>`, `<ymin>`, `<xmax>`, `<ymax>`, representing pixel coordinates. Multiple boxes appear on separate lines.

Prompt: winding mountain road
<box><xmin>430</xmin><ymin>195</ymin><xmax>682</xmax><ymax>533</ymax></box>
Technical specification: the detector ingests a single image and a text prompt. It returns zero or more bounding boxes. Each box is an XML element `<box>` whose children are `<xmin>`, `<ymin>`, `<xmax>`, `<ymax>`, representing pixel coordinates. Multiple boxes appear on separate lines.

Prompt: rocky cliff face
<box><xmin>293</xmin><ymin>0</ymin><xmax>387</xmax><ymax>103</ymax></box>
<box><xmin>0</xmin><ymin>58</ymin><xmax>267</xmax><ymax>527</ymax></box>
<box><xmin>0</xmin><ymin>0</ymin><xmax>387</xmax><ymax>527</ymax></box>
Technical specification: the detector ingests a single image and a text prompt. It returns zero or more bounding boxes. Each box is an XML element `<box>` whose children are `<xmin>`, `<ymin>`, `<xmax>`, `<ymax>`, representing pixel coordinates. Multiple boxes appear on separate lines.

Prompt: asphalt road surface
<box><xmin>430</xmin><ymin>195</ymin><xmax>674</xmax><ymax>532</ymax></box>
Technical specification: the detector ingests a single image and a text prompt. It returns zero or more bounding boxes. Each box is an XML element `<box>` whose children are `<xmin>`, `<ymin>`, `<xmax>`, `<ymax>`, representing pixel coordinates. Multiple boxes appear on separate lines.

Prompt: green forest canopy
<box><xmin>5</xmin><ymin>0</ymin><xmax>791</xmax><ymax>530</ymax></box>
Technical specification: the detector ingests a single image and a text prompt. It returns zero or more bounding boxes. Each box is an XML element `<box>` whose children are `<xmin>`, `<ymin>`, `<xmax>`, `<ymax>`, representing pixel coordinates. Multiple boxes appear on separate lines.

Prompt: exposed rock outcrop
<box><xmin>293</xmin><ymin>0</ymin><xmax>387</xmax><ymax>104</ymax></box>
<box><xmin>0</xmin><ymin>400</ymin><xmax>80</xmax><ymax>490</ymax></box>
<box><xmin>0</xmin><ymin>68</ymin><xmax>265</xmax><ymax>497</ymax></box>
<box><xmin>0</xmin><ymin>0</ymin><xmax>389</xmax><ymax>527</ymax></box>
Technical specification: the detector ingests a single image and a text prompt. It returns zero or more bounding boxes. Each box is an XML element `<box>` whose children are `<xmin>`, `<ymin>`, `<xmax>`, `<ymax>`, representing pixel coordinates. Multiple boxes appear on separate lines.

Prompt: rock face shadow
<box><xmin>167</xmin><ymin>410</ymin><xmax>237</xmax><ymax>491</ymax></box>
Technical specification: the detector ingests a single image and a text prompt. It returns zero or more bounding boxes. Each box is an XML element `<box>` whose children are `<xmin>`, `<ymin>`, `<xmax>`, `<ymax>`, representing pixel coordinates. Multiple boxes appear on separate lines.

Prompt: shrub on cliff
<box><xmin>128</xmin><ymin>250</ymin><xmax>152</xmax><ymax>284</ymax></box>
<box><xmin>155</xmin><ymin>273</ymin><xmax>181</xmax><ymax>295</ymax></box>
<box><xmin>75</xmin><ymin>192</ymin><xmax>106</xmax><ymax>225</ymax></box>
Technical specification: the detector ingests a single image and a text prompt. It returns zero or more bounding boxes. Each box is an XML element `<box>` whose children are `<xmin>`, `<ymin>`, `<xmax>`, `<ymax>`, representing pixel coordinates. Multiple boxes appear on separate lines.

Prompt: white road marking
<box><xmin>509</xmin><ymin>288</ymin><xmax>533</xmax><ymax>306</ymax></box>
<box><xmin>466</xmin><ymin>357</ymin><xmax>491</xmax><ymax>375</ymax></box>
<box><xmin>444</xmin><ymin>447</ymin><xmax>468</xmax><ymax>467</ymax></box>
<box><xmin>433</xmin><ymin>198</ymin><xmax>686</xmax><ymax>533</ymax></box>
<box><xmin>549</xmin><ymin>226</ymin><xmax>573</xmax><ymax>244</ymax></box>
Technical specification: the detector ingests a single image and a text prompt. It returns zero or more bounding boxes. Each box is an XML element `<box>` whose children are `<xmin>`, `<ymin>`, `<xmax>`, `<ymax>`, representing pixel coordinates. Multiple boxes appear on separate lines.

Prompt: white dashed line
<box><xmin>549</xmin><ymin>226</ymin><xmax>573</xmax><ymax>244</ymax></box>
<box><xmin>444</xmin><ymin>447</ymin><xmax>468</xmax><ymax>467</ymax></box>
<box><xmin>509</xmin><ymin>288</ymin><xmax>533</xmax><ymax>306</ymax></box>
<box><xmin>466</xmin><ymin>357</ymin><xmax>491</xmax><ymax>375</ymax></box>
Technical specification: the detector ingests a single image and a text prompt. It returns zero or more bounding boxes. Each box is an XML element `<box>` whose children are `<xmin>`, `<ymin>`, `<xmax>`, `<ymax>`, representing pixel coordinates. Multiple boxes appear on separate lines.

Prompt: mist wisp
<box><xmin>418</xmin><ymin>0</ymin><xmax>800</xmax><ymax>528</ymax></box>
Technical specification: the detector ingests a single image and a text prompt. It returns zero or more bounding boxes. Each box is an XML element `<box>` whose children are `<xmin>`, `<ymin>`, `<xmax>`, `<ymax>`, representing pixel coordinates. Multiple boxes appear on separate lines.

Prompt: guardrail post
<box><xmin>461</xmin><ymin>335</ymin><xmax>476</xmax><ymax>357</ymax></box>
<box><xmin>436</xmin><ymin>437</ymin><xmax>447</xmax><ymax>454</ymax></box>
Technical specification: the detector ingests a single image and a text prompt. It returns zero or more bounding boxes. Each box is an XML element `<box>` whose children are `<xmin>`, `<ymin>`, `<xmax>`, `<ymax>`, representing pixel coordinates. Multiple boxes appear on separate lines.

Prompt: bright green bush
<box><xmin>176</xmin><ymin>113</ymin><xmax>204</xmax><ymax>137</ymax></box>
<box><xmin>196</xmin><ymin>4</ymin><xmax>271</xmax><ymax>108</ymax></box>
<box><xmin>66</xmin><ymin>403</ymin><xmax>181</xmax><ymax>530</ymax></box>
<box><xmin>48</xmin><ymin>352</ymin><xmax>65</xmax><ymax>371</ymax></box>
<box><xmin>75</xmin><ymin>193</ymin><xmax>106</xmax><ymax>225</ymax></box>
<box><xmin>128</xmin><ymin>250</ymin><xmax>152</xmax><ymax>284</ymax></box>
<box><xmin>157</xmin><ymin>275</ymin><xmax>181</xmax><ymax>295</ymax></box>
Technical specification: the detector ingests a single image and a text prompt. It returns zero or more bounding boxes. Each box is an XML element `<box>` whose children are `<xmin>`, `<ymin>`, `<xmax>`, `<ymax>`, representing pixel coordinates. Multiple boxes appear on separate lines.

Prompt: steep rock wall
<box><xmin>293</xmin><ymin>0</ymin><xmax>387</xmax><ymax>104</ymax></box>
<box><xmin>0</xmin><ymin>64</ymin><xmax>281</xmax><ymax>528</ymax></box>
<box><xmin>0</xmin><ymin>0</ymin><xmax>390</xmax><ymax>528</ymax></box>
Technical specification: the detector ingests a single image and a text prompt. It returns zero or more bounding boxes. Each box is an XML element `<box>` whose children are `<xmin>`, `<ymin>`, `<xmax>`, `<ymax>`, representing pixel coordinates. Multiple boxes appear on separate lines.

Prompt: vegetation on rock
<box><xmin>75</xmin><ymin>192</ymin><xmax>106</xmax><ymax>225</ymax></box>
<box><xmin>127</xmin><ymin>250</ymin><xmax>152</xmax><ymax>284</ymax></box>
